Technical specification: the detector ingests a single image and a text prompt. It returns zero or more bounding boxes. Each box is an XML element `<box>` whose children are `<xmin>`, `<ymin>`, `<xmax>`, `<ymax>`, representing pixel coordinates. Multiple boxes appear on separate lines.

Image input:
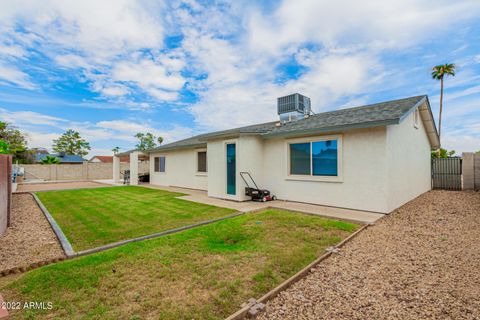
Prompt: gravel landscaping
<box><xmin>259</xmin><ymin>190</ymin><xmax>480</xmax><ymax>320</ymax></box>
<box><xmin>0</xmin><ymin>194</ymin><xmax>65</xmax><ymax>272</ymax></box>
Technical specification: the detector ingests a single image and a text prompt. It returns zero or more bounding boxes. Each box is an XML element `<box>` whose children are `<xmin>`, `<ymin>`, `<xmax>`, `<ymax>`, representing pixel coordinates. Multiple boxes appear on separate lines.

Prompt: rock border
<box><xmin>0</xmin><ymin>256</ymin><xmax>67</xmax><ymax>278</ymax></box>
<box><xmin>225</xmin><ymin>222</ymin><xmax>375</xmax><ymax>320</ymax></box>
<box><xmin>30</xmin><ymin>192</ymin><xmax>75</xmax><ymax>256</ymax></box>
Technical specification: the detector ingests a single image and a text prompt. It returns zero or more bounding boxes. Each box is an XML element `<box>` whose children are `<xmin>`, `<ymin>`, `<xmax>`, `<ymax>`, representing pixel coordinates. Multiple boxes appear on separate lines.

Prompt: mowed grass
<box><xmin>2</xmin><ymin>209</ymin><xmax>358</xmax><ymax>320</ymax></box>
<box><xmin>35</xmin><ymin>186</ymin><xmax>236</xmax><ymax>251</ymax></box>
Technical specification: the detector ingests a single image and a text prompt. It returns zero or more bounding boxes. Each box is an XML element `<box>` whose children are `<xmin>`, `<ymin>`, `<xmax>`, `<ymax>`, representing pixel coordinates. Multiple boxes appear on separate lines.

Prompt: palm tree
<box><xmin>112</xmin><ymin>146</ymin><xmax>120</xmax><ymax>154</ymax></box>
<box><xmin>41</xmin><ymin>155</ymin><xmax>60</xmax><ymax>164</ymax></box>
<box><xmin>431</xmin><ymin>63</ymin><xmax>455</xmax><ymax>144</ymax></box>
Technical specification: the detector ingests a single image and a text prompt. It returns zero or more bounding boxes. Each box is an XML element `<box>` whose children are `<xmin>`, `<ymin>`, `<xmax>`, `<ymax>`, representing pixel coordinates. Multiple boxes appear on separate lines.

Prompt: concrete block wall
<box><xmin>22</xmin><ymin>161</ymin><xmax>150</xmax><ymax>181</ymax></box>
<box><xmin>462</xmin><ymin>152</ymin><xmax>479</xmax><ymax>190</ymax></box>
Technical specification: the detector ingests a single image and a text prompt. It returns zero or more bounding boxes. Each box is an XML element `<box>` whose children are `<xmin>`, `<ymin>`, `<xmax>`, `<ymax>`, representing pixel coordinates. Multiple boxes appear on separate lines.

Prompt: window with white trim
<box><xmin>154</xmin><ymin>156</ymin><xmax>166</xmax><ymax>172</ymax></box>
<box><xmin>289</xmin><ymin>139</ymin><xmax>338</xmax><ymax>176</ymax></box>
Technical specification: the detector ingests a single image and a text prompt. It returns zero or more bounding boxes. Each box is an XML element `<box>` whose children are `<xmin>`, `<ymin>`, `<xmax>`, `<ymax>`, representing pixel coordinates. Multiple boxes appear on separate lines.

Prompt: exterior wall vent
<box><xmin>277</xmin><ymin>93</ymin><xmax>311</xmax><ymax>122</ymax></box>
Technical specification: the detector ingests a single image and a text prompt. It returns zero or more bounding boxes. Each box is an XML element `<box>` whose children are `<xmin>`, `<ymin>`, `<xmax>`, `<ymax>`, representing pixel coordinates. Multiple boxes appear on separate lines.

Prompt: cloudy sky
<box><xmin>0</xmin><ymin>0</ymin><xmax>479</xmax><ymax>157</ymax></box>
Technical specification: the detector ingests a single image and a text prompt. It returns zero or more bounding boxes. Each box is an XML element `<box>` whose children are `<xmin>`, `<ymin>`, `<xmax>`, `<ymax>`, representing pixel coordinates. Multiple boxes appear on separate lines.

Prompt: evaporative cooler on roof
<box><xmin>277</xmin><ymin>93</ymin><xmax>311</xmax><ymax>122</ymax></box>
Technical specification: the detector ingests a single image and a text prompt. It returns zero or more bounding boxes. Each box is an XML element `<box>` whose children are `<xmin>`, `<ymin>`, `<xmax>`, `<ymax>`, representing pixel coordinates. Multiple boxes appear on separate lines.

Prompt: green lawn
<box><xmin>2</xmin><ymin>209</ymin><xmax>358</xmax><ymax>320</ymax></box>
<box><xmin>35</xmin><ymin>186</ymin><xmax>236</xmax><ymax>251</ymax></box>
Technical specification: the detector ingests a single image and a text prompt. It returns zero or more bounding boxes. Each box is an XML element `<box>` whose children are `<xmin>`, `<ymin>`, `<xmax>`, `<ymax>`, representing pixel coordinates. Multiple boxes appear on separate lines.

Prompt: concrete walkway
<box><xmin>138</xmin><ymin>183</ymin><xmax>383</xmax><ymax>224</ymax></box>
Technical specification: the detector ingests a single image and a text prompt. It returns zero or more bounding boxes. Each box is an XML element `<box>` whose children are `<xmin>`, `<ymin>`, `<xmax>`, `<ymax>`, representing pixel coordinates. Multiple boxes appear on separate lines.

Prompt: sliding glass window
<box><xmin>289</xmin><ymin>143</ymin><xmax>310</xmax><ymax>175</ymax></box>
<box><xmin>289</xmin><ymin>139</ymin><xmax>338</xmax><ymax>177</ymax></box>
<box><xmin>312</xmin><ymin>140</ymin><xmax>338</xmax><ymax>176</ymax></box>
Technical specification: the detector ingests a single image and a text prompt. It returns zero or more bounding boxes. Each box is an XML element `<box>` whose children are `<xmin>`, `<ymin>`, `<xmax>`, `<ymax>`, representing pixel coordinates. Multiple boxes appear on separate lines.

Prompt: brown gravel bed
<box><xmin>258</xmin><ymin>190</ymin><xmax>480</xmax><ymax>320</ymax></box>
<box><xmin>15</xmin><ymin>181</ymin><xmax>106</xmax><ymax>192</ymax></box>
<box><xmin>0</xmin><ymin>194</ymin><xmax>65</xmax><ymax>272</ymax></box>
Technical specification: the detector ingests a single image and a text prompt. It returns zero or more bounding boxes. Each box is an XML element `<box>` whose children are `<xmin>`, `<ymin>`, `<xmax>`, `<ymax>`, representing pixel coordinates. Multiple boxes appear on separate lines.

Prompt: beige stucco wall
<box><xmin>207</xmin><ymin>136</ymin><xmax>264</xmax><ymax>201</ymax></box>
<box><xmin>147</xmin><ymin>112</ymin><xmax>432</xmax><ymax>213</ymax></box>
<box><xmin>149</xmin><ymin>148</ymin><xmax>207</xmax><ymax>190</ymax></box>
<box><xmin>262</xmin><ymin>127</ymin><xmax>389</xmax><ymax>213</ymax></box>
<box><xmin>386</xmin><ymin>109</ymin><xmax>432</xmax><ymax>211</ymax></box>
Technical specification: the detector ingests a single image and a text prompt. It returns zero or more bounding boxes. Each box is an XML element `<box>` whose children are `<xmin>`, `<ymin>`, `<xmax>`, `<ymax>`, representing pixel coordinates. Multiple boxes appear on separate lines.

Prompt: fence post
<box><xmin>0</xmin><ymin>154</ymin><xmax>12</xmax><ymax>236</ymax></box>
<box><xmin>462</xmin><ymin>152</ymin><xmax>474</xmax><ymax>190</ymax></box>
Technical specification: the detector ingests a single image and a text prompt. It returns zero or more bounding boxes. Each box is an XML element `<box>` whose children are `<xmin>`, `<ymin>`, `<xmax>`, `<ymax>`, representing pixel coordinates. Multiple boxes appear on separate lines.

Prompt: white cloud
<box><xmin>247</xmin><ymin>0</ymin><xmax>480</xmax><ymax>54</ymax></box>
<box><xmin>96</xmin><ymin>120</ymin><xmax>150</xmax><ymax>134</ymax></box>
<box><xmin>0</xmin><ymin>108</ymin><xmax>65</xmax><ymax>126</ymax></box>
<box><xmin>0</xmin><ymin>44</ymin><xmax>26</xmax><ymax>58</ymax></box>
<box><xmin>0</xmin><ymin>0</ymin><xmax>186</xmax><ymax>103</ymax></box>
<box><xmin>96</xmin><ymin>120</ymin><xmax>194</xmax><ymax>144</ymax></box>
<box><xmin>112</xmin><ymin>58</ymin><xmax>186</xmax><ymax>93</ymax></box>
<box><xmin>100</xmin><ymin>86</ymin><xmax>130</xmax><ymax>97</ymax></box>
<box><xmin>0</xmin><ymin>0</ymin><xmax>165</xmax><ymax>59</ymax></box>
<box><xmin>0</xmin><ymin>64</ymin><xmax>36</xmax><ymax>89</ymax></box>
<box><xmin>442</xmin><ymin>134</ymin><xmax>480</xmax><ymax>154</ymax></box>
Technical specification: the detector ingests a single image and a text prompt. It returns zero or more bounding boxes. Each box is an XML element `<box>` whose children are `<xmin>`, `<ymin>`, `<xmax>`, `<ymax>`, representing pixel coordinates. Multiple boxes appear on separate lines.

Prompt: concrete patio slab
<box><xmin>141</xmin><ymin>184</ymin><xmax>383</xmax><ymax>224</ymax></box>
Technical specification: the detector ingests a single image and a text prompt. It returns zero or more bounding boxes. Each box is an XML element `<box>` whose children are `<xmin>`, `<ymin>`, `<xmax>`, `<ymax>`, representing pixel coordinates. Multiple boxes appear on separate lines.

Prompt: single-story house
<box><xmin>90</xmin><ymin>155</ymin><xmax>130</xmax><ymax>163</ymax></box>
<box><xmin>118</xmin><ymin>94</ymin><xmax>439</xmax><ymax>214</ymax></box>
<box><xmin>35</xmin><ymin>153</ymin><xmax>85</xmax><ymax>164</ymax></box>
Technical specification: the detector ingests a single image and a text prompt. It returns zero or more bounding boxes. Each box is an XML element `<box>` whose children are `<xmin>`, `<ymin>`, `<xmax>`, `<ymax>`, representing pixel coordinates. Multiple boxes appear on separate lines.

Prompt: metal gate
<box><xmin>432</xmin><ymin>157</ymin><xmax>462</xmax><ymax>190</ymax></box>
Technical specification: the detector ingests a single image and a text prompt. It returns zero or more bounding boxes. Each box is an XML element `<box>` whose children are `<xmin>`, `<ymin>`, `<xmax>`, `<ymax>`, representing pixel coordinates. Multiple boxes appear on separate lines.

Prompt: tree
<box><xmin>0</xmin><ymin>139</ymin><xmax>10</xmax><ymax>154</ymax></box>
<box><xmin>431</xmin><ymin>148</ymin><xmax>455</xmax><ymax>159</ymax></box>
<box><xmin>41</xmin><ymin>155</ymin><xmax>60</xmax><ymax>164</ymax></box>
<box><xmin>135</xmin><ymin>132</ymin><xmax>164</xmax><ymax>151</ymax></box>
<box><xmin>431</xmin><ymin>63</ymin><xmax>456</xmax><ymax>144</ymax></box>
<box><xmin>112</xmin><ymin>146</ymin><xmax>120</xmax><ymax>154</ymax></box>
<box><xmin>52</xmin><ymin>129</ymin><xmax>91</xmax><ymax>157</ymax></box>
<box><xmin>0</xmin><ymin>121</ymin><xmax>28</xmax><ymax>160</ymax></box>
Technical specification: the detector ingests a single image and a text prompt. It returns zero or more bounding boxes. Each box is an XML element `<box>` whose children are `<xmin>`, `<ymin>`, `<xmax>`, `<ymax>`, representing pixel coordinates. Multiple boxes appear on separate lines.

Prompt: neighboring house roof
<box><xmin>36</xmin><ymin>153</ymin><xmax>85</xmax><ymax>163</ymax></box>
<box><xmin>149</xmin><ymin>95</ymin><xmax>439</xmax><ymax>153</ymax></box>
<box><xmin>90</xmin><ymin>155</ymin><xmax>130</xmax><ymax>163</ymax></box>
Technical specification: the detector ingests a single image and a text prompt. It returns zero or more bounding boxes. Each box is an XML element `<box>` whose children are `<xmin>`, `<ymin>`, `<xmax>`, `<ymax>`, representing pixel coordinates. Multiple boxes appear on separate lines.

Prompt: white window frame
<box><xmin>154</xmin><ymin>155</ymin><xmax>166</xmax><ymax>174</ymax></box>
<box><xmin>285</xmin><ymin>134</ymin><xmax>343</xmax><ymax>183</ymax></box>
<box><xmin>196</xmin><ymin>148</ymin><xmax>208</xmax><ymax>176</ymax></box>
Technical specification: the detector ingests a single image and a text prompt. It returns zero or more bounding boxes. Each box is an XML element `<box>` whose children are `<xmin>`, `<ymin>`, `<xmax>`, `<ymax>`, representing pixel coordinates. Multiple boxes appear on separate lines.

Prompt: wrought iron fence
<box><xmin>431</xmin><ymin>157</ymin><xmax>462</xmax><ymax>190</ymax></box>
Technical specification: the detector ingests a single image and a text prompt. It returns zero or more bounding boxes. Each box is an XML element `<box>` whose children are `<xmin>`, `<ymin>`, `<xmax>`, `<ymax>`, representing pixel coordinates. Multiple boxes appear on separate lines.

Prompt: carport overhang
<box><xmin>113</xmin><ymin>150</ymin><xmax>148</xmax><ymax>185</ymax></box>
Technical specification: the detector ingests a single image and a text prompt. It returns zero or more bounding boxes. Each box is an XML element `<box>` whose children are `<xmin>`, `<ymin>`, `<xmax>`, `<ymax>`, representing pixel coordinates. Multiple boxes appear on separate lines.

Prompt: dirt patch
<box><xmin>0</xmin><ymin>194</ymin><xmax>65</xmax><ymax>272</ymax></box>
<box><xmin>259</xmin><ymin>191</ymin><xmax>480</xmax><ymax>320</ymax></box>
<box><xmin>16</xmin><ymin>181</ymin><xmax>107</xmax><ymax>192</ymax></box>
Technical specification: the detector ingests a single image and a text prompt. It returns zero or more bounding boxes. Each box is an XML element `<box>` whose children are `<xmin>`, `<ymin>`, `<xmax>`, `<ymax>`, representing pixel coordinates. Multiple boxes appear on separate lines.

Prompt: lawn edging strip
<box><xmin>30</xmin><ymin>192</ymin><xmax>75</xmax><ymax>257</ymax></box>
<box><xmin>225</xmin><ymin>222</ymin><xmax>372</xmax><ymax>320</ymax></box>
<box><xmin>30</xmin><ymin>190</ymin><xmax>246</xmax><ymax>258</ymax></box>
<box><xmin>72</xmin><ymin>212</ymin><xmax>246</xmax><ymax>258</ymax></box>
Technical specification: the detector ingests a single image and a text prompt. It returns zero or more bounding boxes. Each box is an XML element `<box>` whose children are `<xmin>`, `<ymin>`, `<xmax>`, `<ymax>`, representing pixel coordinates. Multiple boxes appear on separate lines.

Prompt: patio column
<box><xmin>113</xmin><ymin>155</ymin><xmax>120</xmax><ymax>183</ymax></box>
<box><xmin>129</xmin><ymin>151</ymin><xmax>139</xmax><ymax>185</ymax></box>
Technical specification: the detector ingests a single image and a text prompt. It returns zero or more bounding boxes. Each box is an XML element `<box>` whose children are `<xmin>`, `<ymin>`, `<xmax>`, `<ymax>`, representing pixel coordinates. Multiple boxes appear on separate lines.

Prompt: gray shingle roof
<box><xmin>149</xmin><ymin>95</ymin><xmax>431</xmax><ymax>152</ymax></box>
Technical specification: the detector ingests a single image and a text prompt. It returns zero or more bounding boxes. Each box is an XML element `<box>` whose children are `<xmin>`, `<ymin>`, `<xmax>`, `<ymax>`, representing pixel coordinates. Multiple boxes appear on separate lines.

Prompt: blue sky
<box><xmin>0</xmin><ymin>0</ymin><xmax>479</xmax><ymax>157</ymax></box>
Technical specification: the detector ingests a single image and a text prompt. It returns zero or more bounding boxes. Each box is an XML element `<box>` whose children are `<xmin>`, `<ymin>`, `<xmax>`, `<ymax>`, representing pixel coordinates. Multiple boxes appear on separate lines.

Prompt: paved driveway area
<box><xmin>259</xmin><ymin>190</ymin><xmax>480</xmax><ymax>320</ymax></box>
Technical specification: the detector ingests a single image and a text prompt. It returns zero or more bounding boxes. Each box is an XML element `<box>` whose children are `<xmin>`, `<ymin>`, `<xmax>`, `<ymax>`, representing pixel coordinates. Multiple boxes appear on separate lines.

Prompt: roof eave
<box><xmin>398</xmin><ymin>95</ymin><xmax>440</xmax><ymax>149</ymax></box>
<box><xmin>262</xmin><ymin>119</ymin><xmax>399</xmax><ymax>139</ymax></box>
<box><xmin>199</xmin><ymin>132</ymin><xmax>262</xmax><ymax>142</ymax></box>
<box><xmin>147</xmin><ymin>143</ymin><xmax>207</xmax><ymax>153</ymax></box>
